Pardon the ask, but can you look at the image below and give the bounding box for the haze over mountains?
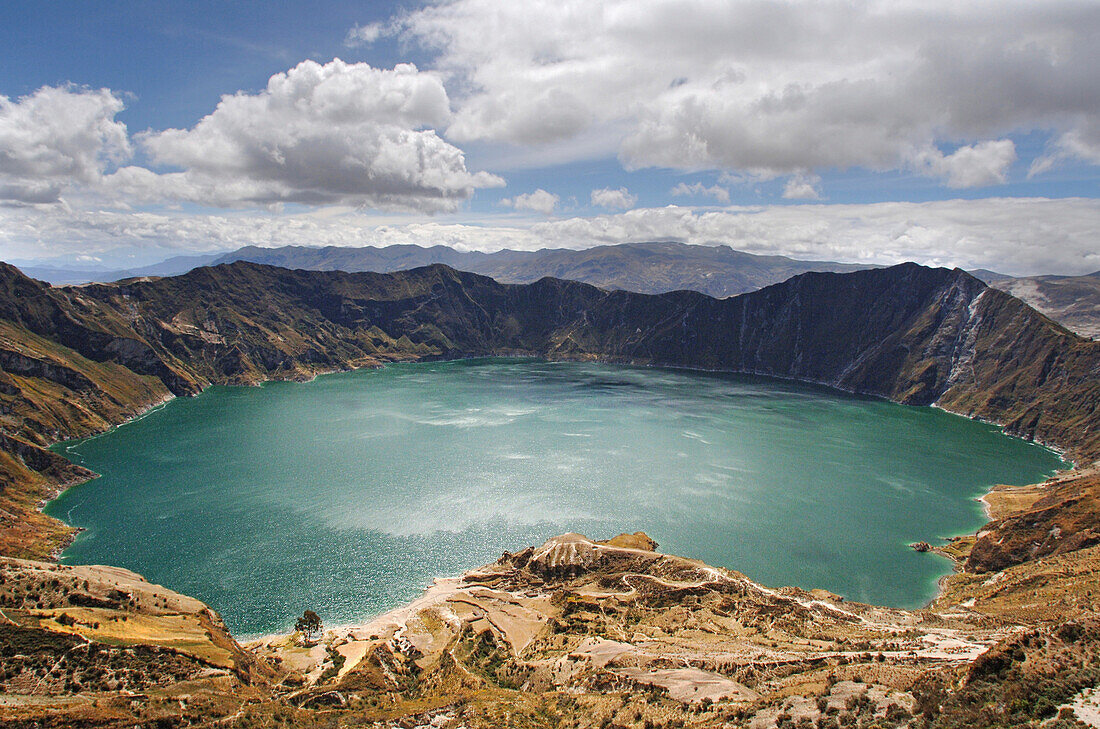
[17,242,871,298]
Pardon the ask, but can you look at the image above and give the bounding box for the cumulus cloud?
[392,0,1100,181]
[0,85,131,204]
[670,182,730,204]
[782,174,821,200]
[0,62,503,214]
[501,188,559,215]
[590,187,636,209]
[122,59,502,211]
[910,141,1016,188]
[4,199,1099,277]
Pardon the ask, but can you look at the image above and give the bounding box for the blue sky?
[0,2,399,131]
[1,1,1098,274]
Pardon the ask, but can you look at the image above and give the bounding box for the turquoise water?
[47,359,1066,636]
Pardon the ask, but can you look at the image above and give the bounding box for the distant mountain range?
[15,241,1100,339]
[16,241,872,298]
[972,269,1100,340]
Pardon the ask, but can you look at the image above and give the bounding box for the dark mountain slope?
[24,241,1100,340]
[1,260,1097,556]
[933,286,1100,455]
[22,243,1100,340]
[67,262,997,407]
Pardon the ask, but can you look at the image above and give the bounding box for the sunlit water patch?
[48,359,1066,636]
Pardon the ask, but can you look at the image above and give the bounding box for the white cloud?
[521,199,1100,275]
[0,85,131,204]
[501,188,559,215]
[392,0,1100,181]
[124,59,502,211]
[345,22,385,47]
[590,186,636,209]
[782,173,821,200]
[4,198,1099,277]
[1030,120,1100,177]
[670,182,730,204]
[910,141,1016,188]
[1,62,504,214]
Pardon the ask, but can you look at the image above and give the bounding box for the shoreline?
[35,392,179,560]
[928,460,1099,607]
[930,401,1074,468]
[32,363,379,558]
[34,355,1085,639]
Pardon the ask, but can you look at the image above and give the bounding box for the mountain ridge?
[18,241,873,297]
[21,241,1099,341]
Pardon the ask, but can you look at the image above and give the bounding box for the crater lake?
[47,359,1067,636]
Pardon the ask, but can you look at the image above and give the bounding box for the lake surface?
[48,359,1066,636]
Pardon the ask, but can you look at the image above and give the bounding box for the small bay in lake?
[48,359,1067,636]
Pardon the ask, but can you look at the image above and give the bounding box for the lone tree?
[295,609,322,643]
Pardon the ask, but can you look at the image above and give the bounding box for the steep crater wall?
[0,259,1097,557]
